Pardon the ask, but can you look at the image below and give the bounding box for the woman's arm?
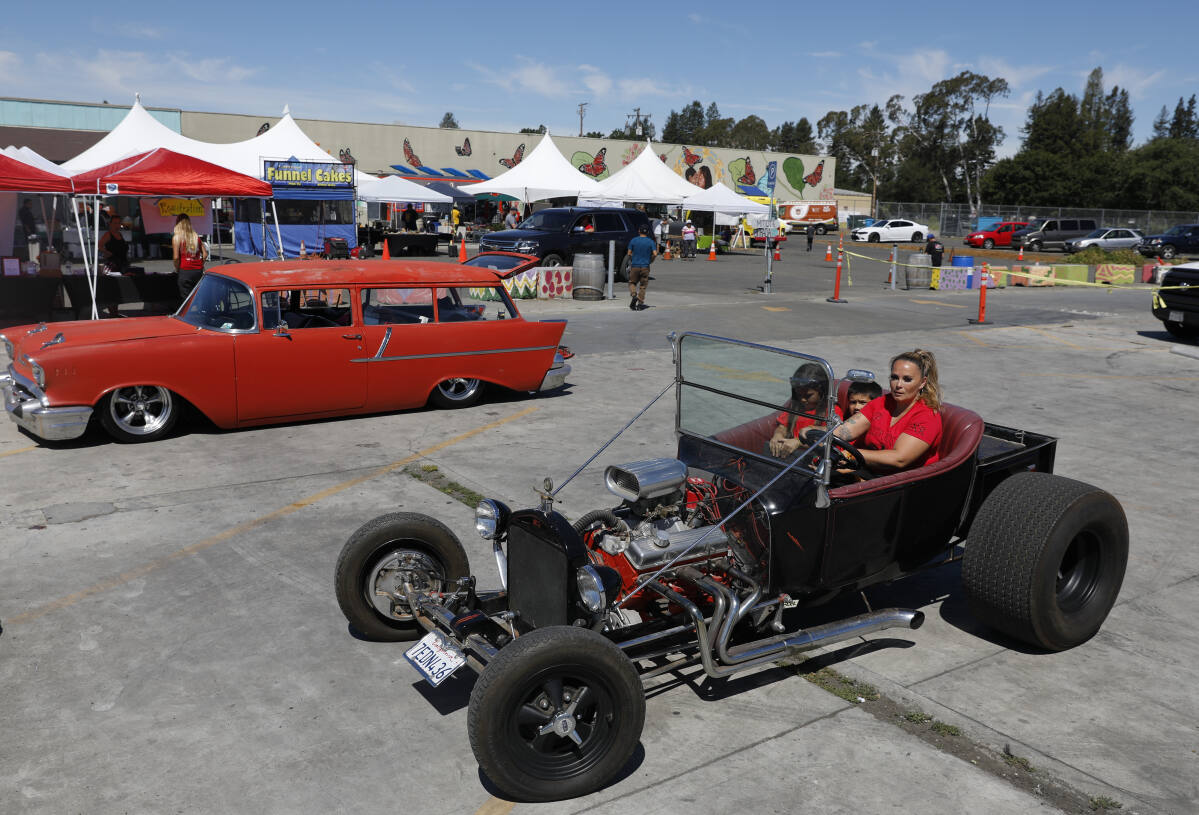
[98,231,112,257]
[834,412,870,442]
[172,236,182,272]
[859,432,931,472]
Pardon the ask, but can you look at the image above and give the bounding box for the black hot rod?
[334,333,1128,802]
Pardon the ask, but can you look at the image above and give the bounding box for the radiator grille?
[507,519,572,629]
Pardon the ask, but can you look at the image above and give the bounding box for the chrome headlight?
[576,565,605,613]
[0,334,11,360]
[515,241,538,253]
[475,498,511,540]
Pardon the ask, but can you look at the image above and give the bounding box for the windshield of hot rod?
[675,333,837,464]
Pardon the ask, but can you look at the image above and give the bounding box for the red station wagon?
[964,221,1028,249]
[1,260,570,443]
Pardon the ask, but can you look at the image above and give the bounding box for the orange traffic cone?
[824,243,832,261]
[707,240,717,261]
[1017,244,1024,261]
[663,241,672,260]
[458,235,467,262]
[382,237,390,260]
[773,241,782,262]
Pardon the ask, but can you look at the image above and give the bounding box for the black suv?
[479,207,650,280]
[1138,224,1199,260]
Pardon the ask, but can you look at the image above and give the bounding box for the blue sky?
[2,1,1195,156]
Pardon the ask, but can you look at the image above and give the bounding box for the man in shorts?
[625,224,657,310]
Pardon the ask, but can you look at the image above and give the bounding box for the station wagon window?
[1061,220,1079,231]
[176,274,256,332]
[362,288,439,324]
[1042,220,1058,231]
[262,289,352,330]
[438,287,516,321]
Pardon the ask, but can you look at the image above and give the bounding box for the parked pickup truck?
[1151,260,1199,338]
[1138,224,1199,260]
[334,332,1129,803]
[965,221,1028,249]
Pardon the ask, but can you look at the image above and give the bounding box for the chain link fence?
[875,202,1199,239]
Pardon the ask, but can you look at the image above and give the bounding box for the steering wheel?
[801,428,868,471]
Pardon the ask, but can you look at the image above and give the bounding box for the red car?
[964,221,1028,249]
[1,260,570,443]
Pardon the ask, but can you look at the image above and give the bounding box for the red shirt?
[776,404,842,437]
[859,395,941,466]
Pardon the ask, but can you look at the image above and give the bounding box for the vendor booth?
[235,159,355,258]
[0,153,75,323]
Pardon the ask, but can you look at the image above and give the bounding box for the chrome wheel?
[431,377,484,408]
[102,385,176,441]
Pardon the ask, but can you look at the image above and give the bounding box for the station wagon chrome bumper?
[538,354,571,392]
[1,366,93,441]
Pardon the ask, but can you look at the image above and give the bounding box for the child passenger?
[769,363,842,458]
[846,380,883,419]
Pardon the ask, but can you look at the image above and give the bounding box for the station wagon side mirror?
[844,368,875,382]
[273,322,290,337]
[668,331,679,366]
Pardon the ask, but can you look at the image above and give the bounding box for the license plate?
[1170,311,1184,323]
[404,631,466,687]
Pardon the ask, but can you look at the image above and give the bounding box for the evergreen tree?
[439,112,459,129]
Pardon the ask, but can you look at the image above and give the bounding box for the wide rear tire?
[430,378,485,409]
[334,513,470,641]
[962,472,1127,651]
[468,626,645,802]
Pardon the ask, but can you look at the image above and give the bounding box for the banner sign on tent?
[263,160,354,189]
[139,197,213,234]
[106,183,119,194]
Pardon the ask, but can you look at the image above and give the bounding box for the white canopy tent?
[356,174,453,205]
[681,183,770,216]
[3,145,70,175]
[578,140,698,206]
[468,133,601,201]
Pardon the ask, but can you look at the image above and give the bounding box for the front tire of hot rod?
[334,513,469,642]
[962,472,1128,651]
[468,626,645,802]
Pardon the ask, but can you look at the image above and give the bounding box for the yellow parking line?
[1023,325,1085,349]
[0,445,37,458]
[956,331,990,347]
[474,798,516,815]
[762,306,790,312]
[6,406,539,627]
[910,298,967,309]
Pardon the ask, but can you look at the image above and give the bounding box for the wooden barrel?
[905,253,933,289]
[571,254,606,300]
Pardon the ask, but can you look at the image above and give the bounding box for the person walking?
[806,223,815,252]
[681,219,697,259]
[625,224,657,310]
[504,207,519,230]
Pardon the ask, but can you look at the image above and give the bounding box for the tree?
[793,117,817,153]
[1168,95,1199,139]
[1151,105,1171,140]
[729,115,770,150]
[583,131,604,139]
[771,118,816,153]
[519,125,547,134]
[1118,137,1199,209]
[818,103,897,208]
[699,116,734,148]
[662,101,704,144]
[439,112,459,129]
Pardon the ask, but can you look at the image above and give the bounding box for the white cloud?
[1104,64,1167,99]
[975,57,1053,91]
[809,51,841,58]
[617,78,676,98]
[0,50,20,83]
[579,65,612,96]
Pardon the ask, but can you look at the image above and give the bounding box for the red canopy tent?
[0,154,74,193]
[68,148,273,318]
[69,147,272,197]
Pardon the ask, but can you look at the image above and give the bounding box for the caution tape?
[839,248,1186,294]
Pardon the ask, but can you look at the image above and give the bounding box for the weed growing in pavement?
[1002,744,1034,773]
[403,464,484,507]
[902,711,933,724]
[930,721,961,737]
[1089,795,1122,811]
[801,666,879,703]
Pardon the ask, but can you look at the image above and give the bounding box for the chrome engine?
[598,458,729,572]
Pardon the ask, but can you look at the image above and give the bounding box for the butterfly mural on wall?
[338,148,356,165]
[577,147,607,178]
[455,137,472,157]
[403,138,422,168]
[682,146,702,166]
[499,143,525,169]
[803,159,824,187]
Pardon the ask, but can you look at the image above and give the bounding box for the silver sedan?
[1064,228,1143,253]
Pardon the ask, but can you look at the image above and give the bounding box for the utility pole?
[577,102,588,137]
[625,108,652,137]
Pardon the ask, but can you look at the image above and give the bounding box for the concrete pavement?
[0,245,1191,814]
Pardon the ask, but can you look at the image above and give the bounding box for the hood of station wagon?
[10,316,199,361]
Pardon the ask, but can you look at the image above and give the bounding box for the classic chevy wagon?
[1,260,570,443]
